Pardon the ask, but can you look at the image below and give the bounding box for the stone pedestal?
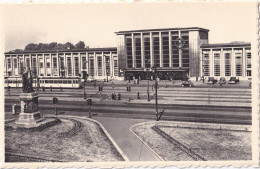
[15,92,46,128]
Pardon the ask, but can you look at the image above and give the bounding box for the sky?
[2,2,258,52]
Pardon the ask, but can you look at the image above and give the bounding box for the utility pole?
[84,79,86,99]
[147,79,150,101]
[154,67,158,120]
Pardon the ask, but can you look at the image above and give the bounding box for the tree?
[24,43,38,51]
[13,49,24,52]
[75,41,85,49]
[65,42,75,49]
[48,42,58,50]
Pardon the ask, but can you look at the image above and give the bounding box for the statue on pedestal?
[22,68,34,93]
[16,67,43,127]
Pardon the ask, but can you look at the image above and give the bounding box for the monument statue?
[22,69,34,93]
[16,67,44,128]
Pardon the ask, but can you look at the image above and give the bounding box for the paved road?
[93,116,161,161]
[5,98,252,124]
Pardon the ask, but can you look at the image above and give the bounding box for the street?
[5,80,252,125]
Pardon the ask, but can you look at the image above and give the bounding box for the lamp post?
[106,69,109,82]
[83,61,88,99]
[84,78,86,99]
[145,60,151,101]
[152,65,164,121]
[153,66,159,120]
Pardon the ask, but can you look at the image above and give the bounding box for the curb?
[46,114,129,162]
[129,123,164,161]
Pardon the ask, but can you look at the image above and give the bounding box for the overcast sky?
[2,2,257,52]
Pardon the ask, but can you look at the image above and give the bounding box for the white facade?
[200,43,251,80]
[4,48,119,80]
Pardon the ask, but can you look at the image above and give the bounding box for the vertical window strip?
[74,57,79,76]
[214,53,220,76]
[225,53,231,76]
[67,57,72,76]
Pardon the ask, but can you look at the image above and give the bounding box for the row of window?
[126,33,190,69]
[6,55,118,77]
[202,51,251,76]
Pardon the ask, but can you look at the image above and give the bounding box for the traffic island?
[130,121,251,161]
[5,116,127,162]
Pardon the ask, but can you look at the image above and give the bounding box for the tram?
[4,77,82,89]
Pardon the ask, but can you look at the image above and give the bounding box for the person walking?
[112,82,115,89]
[118,92,121,101]
[107,92,110,100]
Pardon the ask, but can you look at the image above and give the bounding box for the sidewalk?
[93,116,162,161]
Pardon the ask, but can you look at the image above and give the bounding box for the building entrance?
[124,70,189,81]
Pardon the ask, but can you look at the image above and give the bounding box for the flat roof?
[115,27,209,34]
[201,42,251,48]
[5,47,117,55]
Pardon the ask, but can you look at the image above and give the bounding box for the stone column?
[159,32,163,67]
[178,31,182,68]
[169,31,172,67]
[43,54,46,76]
[102,52,105,77]
[231,48,235,76]
[141,33,144,68]
[210,49,213,77]
[132,33,135,68]
[242,47,246,78]
[150,32,154,67]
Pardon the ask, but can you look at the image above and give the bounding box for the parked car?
[219,77,226,85]
[181,80,194,87]
[207,77,218,85]
[228,77,239,84]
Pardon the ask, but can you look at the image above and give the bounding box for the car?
[228,77,239,84]
[181,80,194,87]
[207,77,218,84]
[219,77,226,85]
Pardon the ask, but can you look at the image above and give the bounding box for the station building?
[116,27,209,80]
[200,42,251,80]
[4,47,119,80]
[4,27,252,85]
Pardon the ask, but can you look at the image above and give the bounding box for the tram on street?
[4,77,82,89]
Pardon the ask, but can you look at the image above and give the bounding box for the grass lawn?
[131,121,251,161]
[5,117,124,162]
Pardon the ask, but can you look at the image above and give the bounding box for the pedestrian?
[60,86,63,91]
[118,92,121,100]
[113,93,116,100]
[42,86,45,92]
[112,82,115,89]
[112,93,115,100]
[50,86,52,92]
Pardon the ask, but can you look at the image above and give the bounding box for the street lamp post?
[153,66,159,120]
[84,78,86,99]
[106,70,109,82]
[152,66,164,121]
[147,77,150,101]
[83,61,88,99]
